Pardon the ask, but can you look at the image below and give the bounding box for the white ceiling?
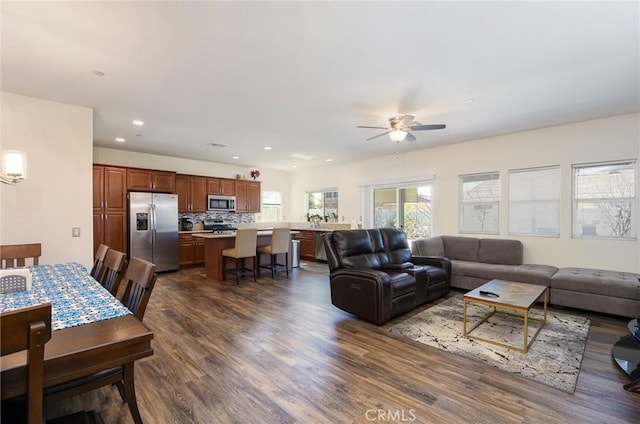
[2,1,639,171]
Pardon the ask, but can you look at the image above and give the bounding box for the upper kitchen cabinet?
[207,178,235,196]
[127,168,176,192]
[235,180,261,213]
[93,165,127,255]
[93,165,127,212]
[175,174,207,212]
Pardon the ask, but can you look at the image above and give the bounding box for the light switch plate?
[72,227,81,237]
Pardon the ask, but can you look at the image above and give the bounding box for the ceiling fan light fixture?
[389,130,407,142]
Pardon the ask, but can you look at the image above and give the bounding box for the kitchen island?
[193,230,298,281]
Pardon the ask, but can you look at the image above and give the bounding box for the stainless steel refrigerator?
[129,192,178,272]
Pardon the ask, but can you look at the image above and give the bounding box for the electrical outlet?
[72,227,81,237]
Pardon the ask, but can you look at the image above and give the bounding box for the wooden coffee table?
[463,279,548,353]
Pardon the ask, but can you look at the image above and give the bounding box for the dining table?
[0,262,154,424]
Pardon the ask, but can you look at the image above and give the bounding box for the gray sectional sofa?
[412,235,640,318]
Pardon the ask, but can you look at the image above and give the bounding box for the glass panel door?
[374,184,432,240]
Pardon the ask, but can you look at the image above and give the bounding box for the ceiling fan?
[357,115,446,142]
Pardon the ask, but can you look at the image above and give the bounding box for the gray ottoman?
[550,267,640,318]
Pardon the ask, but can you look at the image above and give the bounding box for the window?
[460,172,500,234]
[260,191,282,221]
[306,189,339,222]
[509,166,561,236]
[572,161,636,239]
[373,184,433,240]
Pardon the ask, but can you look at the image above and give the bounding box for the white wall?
[290,113,640,272]
[0,92,93,268]
[93,147,293,221]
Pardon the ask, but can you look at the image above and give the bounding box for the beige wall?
[290,113,640,272]
[1,92,93,268]
[4,91,637,273]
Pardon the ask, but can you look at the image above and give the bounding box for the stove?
[203,219,237,233]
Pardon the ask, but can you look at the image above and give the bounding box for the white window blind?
[509,166,561,236]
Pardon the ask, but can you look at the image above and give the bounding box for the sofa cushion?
[442,236,479,261]
[551,267,640,299]
[452,260,558,286]
[412,236,444,257]
[333,230,382,270]
[477,238,523,265]
[380,228,412,264]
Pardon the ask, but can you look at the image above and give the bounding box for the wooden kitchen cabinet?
[207,178,235,195]
[127,168,176,192]
[293,230,316,261]
[175,174,207,212]
[93,165,127,255]
[179,233,205,267]
[235,180,261,213]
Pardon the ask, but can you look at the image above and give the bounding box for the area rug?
[389,296,590,393]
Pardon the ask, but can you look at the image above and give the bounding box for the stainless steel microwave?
[207,195,236,212]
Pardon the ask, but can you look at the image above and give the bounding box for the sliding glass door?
[373,184,432,240]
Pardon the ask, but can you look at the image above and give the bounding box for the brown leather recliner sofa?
[323,228,451,325]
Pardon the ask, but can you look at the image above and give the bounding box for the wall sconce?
[1,150,27,184]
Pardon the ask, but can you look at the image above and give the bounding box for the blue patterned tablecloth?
[0,262,131,330]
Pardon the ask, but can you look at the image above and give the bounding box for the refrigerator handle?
[150,203,156,244]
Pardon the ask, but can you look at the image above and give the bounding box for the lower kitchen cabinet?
[179,233,205,267]
[93,211,127,254]
[293,230,316,261]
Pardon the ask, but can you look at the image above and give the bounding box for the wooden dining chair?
[43,257,157,424]
[222,228,258,284]
[257,227,290,279]
[119,256,157,320]
[90,244,109,280]
[98,249,127,296]
[0,243,42,269]
[1,303,52,424]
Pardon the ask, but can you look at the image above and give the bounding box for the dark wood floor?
[47,262,639,423]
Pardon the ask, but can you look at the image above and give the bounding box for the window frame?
[306,188,339,222]
[572,160,637,240]
[459,171,500,235]
[259,190,282,222]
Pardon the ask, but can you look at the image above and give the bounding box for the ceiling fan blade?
[357,125,388,130]
[410,124,446,131]
[366,131,391,141]
[400,115,415,126]
[405,132,417,142]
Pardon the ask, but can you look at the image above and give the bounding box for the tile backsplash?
[179,212,256,226]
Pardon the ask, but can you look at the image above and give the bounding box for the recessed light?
[292,165,298,168]
[115,137,125,142]
[326,158,333,162]
[264,146,272,150]
[207,143,227,148]
[290,153,313,160]
[465,98,475,103]
[132,120,144,126]
[92,71,105,77]
[232,156,239,159]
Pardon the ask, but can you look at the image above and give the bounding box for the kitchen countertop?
[179,230,214,234]
[192,230,300,239]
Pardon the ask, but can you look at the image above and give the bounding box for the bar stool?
[257,227,290,279]
[222,228,258,284]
